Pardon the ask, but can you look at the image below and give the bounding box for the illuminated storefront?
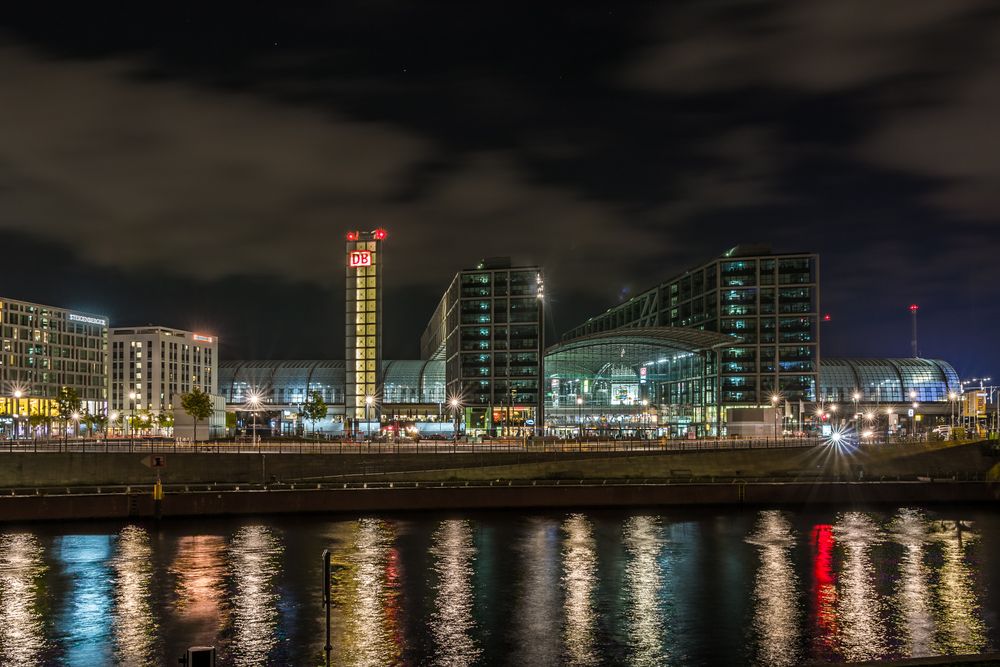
[345,229,387,432]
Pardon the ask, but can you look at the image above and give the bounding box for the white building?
[109,326,218,414]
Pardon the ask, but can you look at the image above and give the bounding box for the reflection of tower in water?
[833,512,887,663]
[328,518,402,667]
[170,535,227,636]
[809,523,837,660]
[890,508,934,658]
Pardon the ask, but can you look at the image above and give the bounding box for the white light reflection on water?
[0,533,48,666]
[930,520,986,655]
[561,513,598,666]
[227,525,283,667]
[889,508,935,658]
[511,518,561,666]
[430,519,480,666]
[834,512,887,662]
[746,510,800,667]
[623,515,666,667]
[329,518,402,667]
[111,525,156,666]
[170,536,227,640]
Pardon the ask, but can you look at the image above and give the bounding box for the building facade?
[561,246,820,424]
[0,297,109,436]
[420,258,543,434]
[109,326,218,414]
[345,229,386,429]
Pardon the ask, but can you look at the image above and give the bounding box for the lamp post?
[109,411,118,448]
[128,391,137,452]
[829,403,838,428]
[770,394,780,439]
[71,412,80,442]
[449,397,461,449]
[949,391,958,427]
[641,399,649,440]
[12,389,23,441]
[576,397,583,442]
[364,395,373,441]
[247,390,263,446]
[852,391,861,431]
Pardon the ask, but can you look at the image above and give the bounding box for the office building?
[421,257,543,434]
[109,326,218,414]
[0,297,109,436]
[561,246,820,421]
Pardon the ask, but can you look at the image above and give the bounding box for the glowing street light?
[448,396,462,442]
[129,390,138,451]
[246,388,264,445]
[576,397,584,441]
[364,394,374,440]
[770,394,781,438]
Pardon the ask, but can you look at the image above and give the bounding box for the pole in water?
[322,549,332,666]
[153,471,163,521]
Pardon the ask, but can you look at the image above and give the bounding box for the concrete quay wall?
[0,481,997,523]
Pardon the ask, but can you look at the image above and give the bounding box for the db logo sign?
[349,250,372,267]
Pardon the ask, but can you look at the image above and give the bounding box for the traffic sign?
[142,454,167,468]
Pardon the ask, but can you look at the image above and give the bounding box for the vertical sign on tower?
[345,229,386,434]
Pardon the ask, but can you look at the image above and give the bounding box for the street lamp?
[246,389,264,445]
[109,411,119,443]
[71,412,80,440]
[365,395,374,441]
[576,397,584,441]
[449,396,461,442]
[770,394,781,439]
[949,391,958,427]
[12,388,23,440]
[641,399,649,439]
[128,391,138,451]
[852,391,861,430]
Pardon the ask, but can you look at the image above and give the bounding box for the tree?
[28,414,48,440]
[301,391,327,436]
[91,411,108,438]
[181,388,214,442]
[56,386,82,447]
[157,412,174,433]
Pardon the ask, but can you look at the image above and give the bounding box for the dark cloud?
[0,2,998,374]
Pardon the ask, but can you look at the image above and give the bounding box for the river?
[0,506,996,665]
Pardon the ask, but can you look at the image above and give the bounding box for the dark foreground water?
[0,507,998,666]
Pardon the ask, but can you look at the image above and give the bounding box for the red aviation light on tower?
[346,231,358,241]
[909,304,919,312]
[374,228,387,240]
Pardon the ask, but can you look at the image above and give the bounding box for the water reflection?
[889,508,934,658]
[111,525,157,665]
[227,525,283,667]
[329,518,402,666]
[429,519,479,666]
[746,511,799,666]
[54,534,114,666]
[561,513,598,666]
[834,512,887,662]
[511,518,561,665]
[930,520,986,655]
[170,536,227,638]
[623,515,666,666]
[0,533,49,666]
[809,523,837,660]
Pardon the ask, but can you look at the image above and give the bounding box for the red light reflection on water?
[810,524,837,658]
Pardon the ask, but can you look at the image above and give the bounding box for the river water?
[0,506,997,665]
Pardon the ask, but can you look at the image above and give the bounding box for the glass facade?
[544,328,732,437]
[561,247,820,407]
[421,259,543,435]
[0,298,109,433]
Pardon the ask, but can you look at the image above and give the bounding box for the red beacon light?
[346,231,358,241]
[374,228,387,240]
[822,314,832,322]
[909,304,919,312]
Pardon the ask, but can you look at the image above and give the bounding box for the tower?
[909,304,919,358]
[345,229,387,434]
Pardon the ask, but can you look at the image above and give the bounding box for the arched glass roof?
[544,327,735,376]
[818,358,960,403]
[219,360,444,405]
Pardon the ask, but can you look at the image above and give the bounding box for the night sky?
[2,3,998,377]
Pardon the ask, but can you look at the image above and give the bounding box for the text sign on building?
[192,334,214,343]
[69,313,108,326]
[349,250,372,268]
